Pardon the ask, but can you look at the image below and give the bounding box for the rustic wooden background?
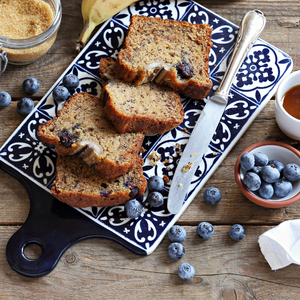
[1,0,300,299]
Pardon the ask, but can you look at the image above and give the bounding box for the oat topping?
[182,162,194,173]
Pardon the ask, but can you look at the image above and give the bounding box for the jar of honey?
[0,0,61,71]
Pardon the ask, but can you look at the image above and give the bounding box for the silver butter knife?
[167,10,266,214]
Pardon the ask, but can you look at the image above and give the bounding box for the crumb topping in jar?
[0,0,54,39]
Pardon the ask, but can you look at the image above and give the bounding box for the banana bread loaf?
[99,57,184,134]
[37,92,145,180]
[114,15,213,100]
[52,154,147,207]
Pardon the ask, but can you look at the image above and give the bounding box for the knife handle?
[212,10,266,104]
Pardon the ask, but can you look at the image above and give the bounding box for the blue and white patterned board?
[0,0,293,255]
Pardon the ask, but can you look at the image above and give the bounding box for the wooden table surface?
[1,0,300,299]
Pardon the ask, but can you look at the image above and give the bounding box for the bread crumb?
[163,175,169,184]
[148,150,161,166]
[182,162,194,173]
[178,183,183,187]
[190,153,196,157]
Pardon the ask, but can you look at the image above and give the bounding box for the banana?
[76,0,138,51]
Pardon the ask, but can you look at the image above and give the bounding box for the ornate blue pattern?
[0,0,293,254]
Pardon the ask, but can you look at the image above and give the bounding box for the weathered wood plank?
[1,226,300,299]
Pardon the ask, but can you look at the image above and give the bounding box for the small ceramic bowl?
[235,141,300,208]
[275,70,300,141]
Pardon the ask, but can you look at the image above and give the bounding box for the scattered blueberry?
[148,175,164,192]
[53,86,70,102]
[168,242,185,260]
[125,199,143,219]
[253,152,268,167]
[63,74,79,91]
[240,152,255,171]
[197,222,214,240]
[268,160,284,176]
[168,225,186,243]
[178,263,195,280]
[147,191,164,207]
[273,179,293,198]
[229,224,245,241]
[258,181,274,199]
[203,187,222,205]
[0,91,11,108]
[17,97,34,115]
[22,77,40,95]
[242,172,261,191]
[260,165,280,183]
[283,163,300,181]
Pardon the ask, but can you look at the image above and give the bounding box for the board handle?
[2,163,146,278]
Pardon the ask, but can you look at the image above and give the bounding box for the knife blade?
[167,10,266,214]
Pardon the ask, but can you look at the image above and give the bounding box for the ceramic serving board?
[0,0,293,277]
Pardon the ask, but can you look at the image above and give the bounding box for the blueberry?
[148,175,164,192]
[240,152,255,171]
[203,187,222,205]
[147,191,164,207]
[17,97,34,115]
[242,172,261,191]
[127,182,140,198]
[268,160,284,177]
[197,222,214,239]
[53,86,70,102]
[22,77,40,95]
[273,179,293,198]
[168,225,186,243]
[178,263,195,280]
[283,163,300,181]
[58,131,74,148]
[260,165,280,183]
[168,242,185,260]
[229,224,245,241]
[253,152,268,167]
[0,91,11,108]
[258,181,274,199]
[125,199,143,219]
[250,166,261,175]
[63,74,79,91]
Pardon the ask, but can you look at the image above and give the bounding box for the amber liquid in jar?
[283,85,300,120]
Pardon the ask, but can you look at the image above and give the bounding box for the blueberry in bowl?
[235,141,300,208]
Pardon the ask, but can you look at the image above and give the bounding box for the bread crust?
[51,155,147,207]
[114,15,213,100]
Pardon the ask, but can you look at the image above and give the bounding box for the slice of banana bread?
[99,57,184,134]
[37,92,145,180]
[115,15,213,100]
[52,154,147,207]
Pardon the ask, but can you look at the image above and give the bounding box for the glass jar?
[0,0,62,70]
